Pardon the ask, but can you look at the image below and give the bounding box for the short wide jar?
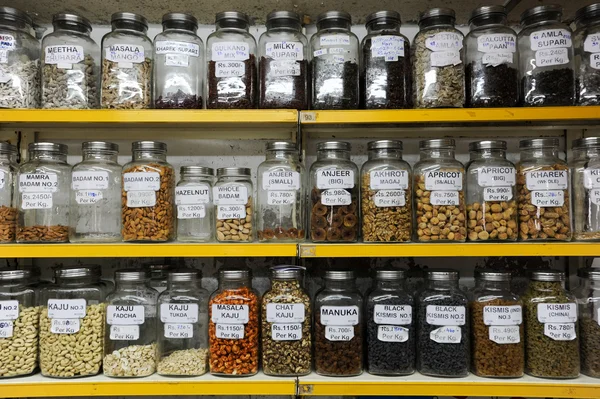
[213,168,254,242]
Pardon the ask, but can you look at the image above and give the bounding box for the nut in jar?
[213,168,254,242]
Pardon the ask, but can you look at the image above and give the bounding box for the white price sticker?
[107,305,145,325]
[430,191,459,206]
[123,172,160,191]
[430,326,462,343]
[0,51,8,66]
[316,169,354,189]
[477,167,516,187]
[374,190,405,207]
[215,323,244,339]
[265,41,303,60]
[591,189,600,205]
[48,299,86,319]
[269,60,301,77]
[531,190,564,207]
[483,305,522,326]
[584,34,600,53]
[325,325,354,341]
[0,320,13,338]
[262,171,300,190]
[178,204,206,219]
[110,325,140,340]
[526,170,568,190]
[320,35,350,46]
[51,318,81,334]
[72,171,109,190]
[212,304,249,324]
[165,54,189,67]
[267,191,296,205]
[477,34,516,53]
[425,171,462,190]
[176,185,210,205]
[21,192,53,209]
[484,187,513,202]
[217,205,246,220]
[370,170,408,190]
[160,303,198,323]
[373,304,412,325]
[482,52,514,66]
[271,323,302,341]
[105,44,145,68]
[530,29,572,50]
[320,306,359,326]
[19,173,58,193]
[75,190,103,205]
[211,42,249,61]
[430,51,462,67]
[321,189,351,206]
[215,61,245,77]
[127,191,156,207]
[537,303,577,323]
[584,169,600,189]
[377,325,409,342]
[266,303,305,323]
[213,185,248,205]
[535,48,569,67]
[489,325,520,344]
[591,53,600,69]
[0,300,19,320]
[544,323,576,341]
[371,35,404,60]
[164,323,194,339]
[425,32,463,51]
[426,305,466,326]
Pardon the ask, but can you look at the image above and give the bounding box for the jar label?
[72,171,110,190]
[164,323,194,339]
[426,305,466,326]
[477,167,516,187]
[110,324,140,340]
[526,170,568,190]
[537,303,577,323]
[430,191,459,206]
[48,299,87,319]
[584,34,600,53]
[211,304,249,324]
[266,303,305,323]
[425,32,463,51]
[269,60,301,76]
[320,305,359,326]
[535,48,569,67]
[483,305,522,326]
[488,325,520,344]
[155,40,200,57]
[370,170,409,190]
[316,168,354,189]
[430,51,462,67]
[374,189,405,207]
[425,171,462,190]
[373,304,412,325]
[215,61,245,77]
[0,320,13,338]
[217,205,246,219]
[267,191,296,205]
[319,35,350,46]
[106,305,145,325]
[0,50,8,66]
[178,204,206,219]
[213,185,248,205]
[477,34,516,53]
[0,171,4,189]
[325,325,354,341]
[123,172,160,191]
[377,325,409,342]
[215,323,245,339]
[272,323,302,340]
[165,54,189,67]
[544,322,576,341]
[127,191,156,207]
[484,187,513,201]
[371,36,405,61]
[591,189,600,205]
[0,300,19,320]
[584,169,600,189]
[176,185,211,205]
[591,54,600,70]
[0,34,15,50]
[160,303,199,323]
[211,42,249,61]
[75,190,103,205]
[530,29,572,51]
[21,192,53,209]
[313,49,327,57]
[429,326,461,343]
[530,190,564,207]
[44,45,84,69]
[321,189,351,206]
[105,44,145,68]
[19,173,58,193]
[262,171,300,190]
[51,318,81,334]
[482,52,514,67]
[265,41,303,61]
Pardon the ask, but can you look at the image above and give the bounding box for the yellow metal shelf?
[297,373,600,398]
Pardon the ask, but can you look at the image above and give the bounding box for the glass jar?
[571,137,600,240]
[39,266,105,378]
[257,142,305,241]
[471,270,524,378]
[158,269,209,376]
[466,140,518,242]
[361,11,411,109]
[176,166,214,242]
[122,141,175,242]
[206,11,257,109]
[518,5,576,106]
[16,142,71,243]
[213,167,254,242]
[366,269,415,376]
[261,265,311,376]
[416,269,469,377]
[576,268,600,377]
[0,269,38,378]
[41,13,100,109]
[70,141,121,242]
[412,8,465,108]
[309,142,359,243]
[516,138,572,241]
[101,12,152,109]
[0,7,40,109]
[0,142,18,243]
[104,269,158,378]
[258,11,308,109]
[147,263,172,293]
[413,139,466,242]
[575,4,600,106]
[310,11,360,110]
[523,270,580,378]
[209,267,259,376]
[153,13,203,109]
[361,140,412,242]
[465,6,518,107]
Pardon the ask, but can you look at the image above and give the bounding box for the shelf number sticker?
[215,323,244,339]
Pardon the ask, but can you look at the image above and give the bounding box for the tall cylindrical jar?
[413,139,466,242]
[471,270,524,378]
[103,269,158,378]
[516,138,571,241]
[574,4,600,106]
[0,269,39,378]
[39,267,105,378]
[465,6,518,107]
[41,13,100,109]
[257,142,305,241]
[523,270,579,378]
[466,140,518,242]
[209,268,259,376]
[121,141,175,242]
[576,268,600,378]
[412,8,465,108]
[0,143,18,243]
[70,141,121,243]
[366,269,415,376]
[518,5,575,106]
[309,142,359,243]
[213,167,254,242]
[101,12,152,109]
[361,140,412,242]
[314,270,363,376]
[258,11,308,109]
[153,13,204,109]
[176,166,214,242]
[310,11,360,110]
[261,265,311,376]
[206,12,257,109]
[361,11,411,109]
[16,142,71,243]
[158,270,209,376]
[0,7,40,109]
[416,269,469,377]
[571,137,600,240]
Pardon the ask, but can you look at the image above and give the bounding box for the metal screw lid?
[162,12,198,30]
[365,11,401,28]
[147,264,172,279]
[29,142,68,154]
[324,270,354,280]
[317,141,351,151]
[219,267,251,280]
[53,13,92,31]
[132,141,167,152]
[0,142,17,154]
[216,167,251,177]
[82,141,119,153]
[55,266,95,279]
[519,138,559,149]
[577,268,600,280]
[267,142,297,151]
[530,269,565,282]
[469,140,507,151]
[427,269,459,281]
[420,138,455,150]
[576,3,600,22]
[316,11,351,24]
[573,137,600,149]
[266,11,301,23]
[375,268,405,281]
[469,5,506,23]
[181,166,214,176]
[115,269,149,282]
[0,269,30,281]
[270,265,305,280]
[368,140,403,151]
[0,7,33,27]
[520,5,562,25]
[168,269,201,282]
[111,12,149,28]
[420,7,456,22]
[475,269,511,281]
[216,11,251,24]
